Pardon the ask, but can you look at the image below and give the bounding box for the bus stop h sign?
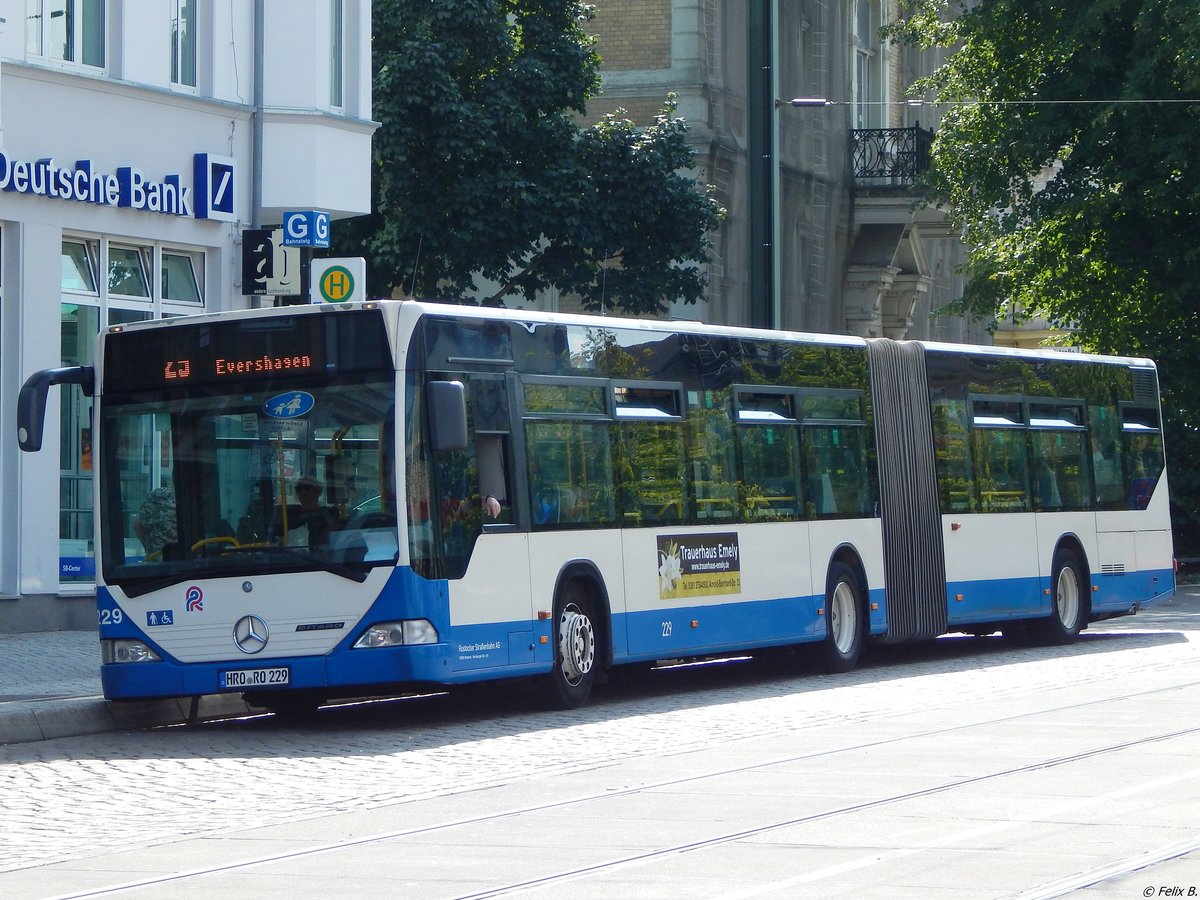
[310,257,366,304]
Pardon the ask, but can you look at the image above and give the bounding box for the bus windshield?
[97,312,397,596]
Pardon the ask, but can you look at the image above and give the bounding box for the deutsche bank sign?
[193,153,237,221]
[282,210,331,247]
[0,150,237,221]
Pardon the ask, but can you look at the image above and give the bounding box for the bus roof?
[107,299,1156,370]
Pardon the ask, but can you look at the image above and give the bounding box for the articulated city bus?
[17,301,1175,711]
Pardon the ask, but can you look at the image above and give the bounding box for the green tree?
[335,0,723,316]
[889,0,1200,553]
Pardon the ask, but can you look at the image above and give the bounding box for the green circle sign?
[318,265,355,303]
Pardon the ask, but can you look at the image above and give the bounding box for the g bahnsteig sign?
[0,151,237,221]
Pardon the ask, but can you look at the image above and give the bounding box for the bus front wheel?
[1029,548,1085,645]
[541,579,599,709]
[813,562,865,673]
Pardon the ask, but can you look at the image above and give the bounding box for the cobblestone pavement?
[0,631,101,702]
[0,590,1196,877]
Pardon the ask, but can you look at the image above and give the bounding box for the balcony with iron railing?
[849,125,934,189]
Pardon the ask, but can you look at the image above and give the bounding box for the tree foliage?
[334,0,724,316]
[889,0,1200,552]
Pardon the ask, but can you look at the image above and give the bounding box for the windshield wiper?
[248,544,370,583]
[113,544,369,597]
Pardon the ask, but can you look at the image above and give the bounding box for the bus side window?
[736,425,802,521]
[802,425,870,518]
[1030,429,1089,511]
[971,427,1031,513]
[614,421,686,525]
[477,434,508,511]
[931,399,974,512]
[1089,407,1124,509]
[524,420,615,529]
[1120,405,1164,510]
[1124,432,1164,509]
[687,392,739,520]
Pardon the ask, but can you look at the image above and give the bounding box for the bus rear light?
[101,639,161,664]
[353,619,438,649]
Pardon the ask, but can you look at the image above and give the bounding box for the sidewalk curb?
[0,694,256,747]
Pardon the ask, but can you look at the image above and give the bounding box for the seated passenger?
[533,486,559,525]
[276,476,342,548]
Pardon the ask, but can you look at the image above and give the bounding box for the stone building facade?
[582,0,990,344]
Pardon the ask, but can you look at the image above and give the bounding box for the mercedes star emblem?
[233,615,269,654]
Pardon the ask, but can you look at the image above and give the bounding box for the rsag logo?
[185,586,204,613]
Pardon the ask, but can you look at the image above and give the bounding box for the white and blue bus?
[17,301,1175,711]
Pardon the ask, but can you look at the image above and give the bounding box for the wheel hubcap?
[559,606,595,686]
[831,581,857,654]
[1056,566,1080,629]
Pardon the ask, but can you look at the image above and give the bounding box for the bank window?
[171,0,196,87]
[108,307,151,328]
[107,245,149,298]
[162,250,203,304]
[62,239,98,293]
[60,303,100,585]
[330,0,344,107]
[26,0,105,68]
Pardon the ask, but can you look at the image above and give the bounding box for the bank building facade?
[0,1,373,629]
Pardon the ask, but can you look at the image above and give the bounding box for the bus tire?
[1029,547,1085,645]
[813,562,865,673]
[541,578,600,709]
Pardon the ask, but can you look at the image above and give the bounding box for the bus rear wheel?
[1029,548,1085,645]
[541,579,599,709]
[812,562,865,673]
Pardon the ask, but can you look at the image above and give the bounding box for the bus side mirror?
[16,366,95,453]
[427,380,467,452]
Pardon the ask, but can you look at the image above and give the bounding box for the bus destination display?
[104,309,391,390]
[164,353,316,381]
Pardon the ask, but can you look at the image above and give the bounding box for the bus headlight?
[353,619,438,649]
[101,639,162,664]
